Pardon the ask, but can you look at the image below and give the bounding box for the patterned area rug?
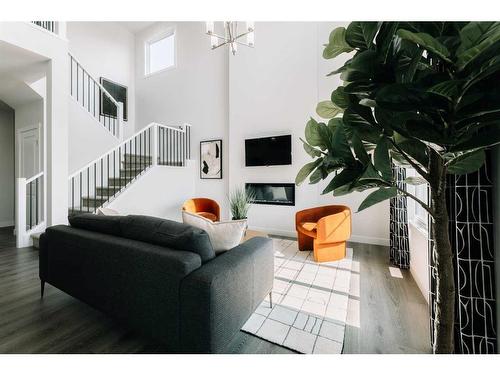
[242,238,354,354]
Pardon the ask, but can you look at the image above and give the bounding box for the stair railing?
[31,21,57,34]
[69,53,124,139]
[68,123,191,216]
[15,172,45,248]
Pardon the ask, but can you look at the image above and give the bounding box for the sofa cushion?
[182,211,247,254]
[69,213,123,237]
[120,215,215,263]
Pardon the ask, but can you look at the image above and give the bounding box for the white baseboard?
[0,220,14,228]
[349,234,389,247]
[249,226,389,246]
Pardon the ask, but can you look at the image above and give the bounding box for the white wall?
[228,22,390,243]
[135,22,229,215]
[134,22,389,244]
[68,97,119,172]
[67,22,136,139]
[0,101,15,227]
[108,162,195,222]
[409,224,430,302]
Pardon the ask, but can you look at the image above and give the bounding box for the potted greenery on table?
[296,21,500,353]
[229,187,255,221]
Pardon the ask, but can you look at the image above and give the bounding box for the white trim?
[0,220,14,228]
[144,27,177,78]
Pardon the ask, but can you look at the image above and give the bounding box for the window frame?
[406,168,429,234]
[144,27,177,77]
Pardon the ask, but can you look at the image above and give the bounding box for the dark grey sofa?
[38,214,274,353]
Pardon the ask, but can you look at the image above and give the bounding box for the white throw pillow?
[96,207,122,216]
[182,211,247,254]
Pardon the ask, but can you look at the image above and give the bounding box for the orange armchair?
[295,205,351,262]
[182,198,221,222]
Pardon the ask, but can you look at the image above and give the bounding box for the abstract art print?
[200,139,222,179]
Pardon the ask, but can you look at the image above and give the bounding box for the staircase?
[68,122,191,216]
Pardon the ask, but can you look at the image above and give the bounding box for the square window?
[145,30,175,76]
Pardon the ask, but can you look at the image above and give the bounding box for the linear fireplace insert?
[245,183,295,206]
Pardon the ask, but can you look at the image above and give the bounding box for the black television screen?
[245,135,292,166]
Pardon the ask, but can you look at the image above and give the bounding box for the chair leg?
[41,280,45,298]
[269,291,273,308]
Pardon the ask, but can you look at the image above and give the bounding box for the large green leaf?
[309,165,327,184]
[332,122,356,166]
[397,29,451,62]
[316,101,343,119]
[350,131,370,165]
[376,22,399,63]
[300,138,323,158]
[428,80,464,101]
[305,118,330,149]
[374,137,392,180]
[323,27,354,59]
[358,187,398,212]
[456,23,500,70]
[447,149,486,175]
[395,40,424,84]
[457,22,498,55]
[295,159,322,186]
[331,86,350,109]
[322,167,362,194]
[450,125,500,151]
[346,22,379,49]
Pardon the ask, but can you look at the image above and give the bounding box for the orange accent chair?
[182,198,221,222]
[295,205,352,262]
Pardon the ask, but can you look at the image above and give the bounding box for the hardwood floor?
[0,231,430,354]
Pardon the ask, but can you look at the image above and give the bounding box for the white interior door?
[18,125,42,228]
[18,126,41,179]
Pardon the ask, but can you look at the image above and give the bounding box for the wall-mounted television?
[245,135,292,167]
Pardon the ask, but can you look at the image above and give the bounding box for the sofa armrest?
[179,236,274,353]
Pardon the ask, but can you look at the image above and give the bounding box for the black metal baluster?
[36,178,39,225]
[93,81,96,117]
[79,172,82,213]
[88,73,90,112]
[107,154,110,203]
[113,150,117,197]
[70,58,73,96]
[94,164,97,212]
[100,159,103,202]
[76,63,79,101]
[72,177,75,215]
[29,181,33,230]
[87,167,90,212]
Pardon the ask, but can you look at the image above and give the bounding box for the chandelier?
[205,21,255,55]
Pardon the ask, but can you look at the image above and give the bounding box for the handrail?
[68,53,120,107]
[25,171,44,184]
[68,122,190,179]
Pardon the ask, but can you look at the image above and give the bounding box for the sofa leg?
[269,291,273,308]
[41,280,45,298]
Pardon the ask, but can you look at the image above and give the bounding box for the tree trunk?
[429,152,455,354]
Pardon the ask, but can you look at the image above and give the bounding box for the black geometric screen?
[390,163,410,269]
[429,152,497,353]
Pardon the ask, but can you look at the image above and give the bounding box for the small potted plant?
[229,187,255,221]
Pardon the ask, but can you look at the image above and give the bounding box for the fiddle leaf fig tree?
[296,21,500,353]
